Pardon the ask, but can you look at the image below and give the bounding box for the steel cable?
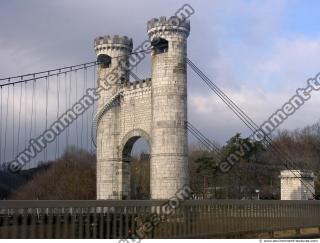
[17,83,23,155]
[187,58,316,197]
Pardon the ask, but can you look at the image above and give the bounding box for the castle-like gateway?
[94,17,190,199]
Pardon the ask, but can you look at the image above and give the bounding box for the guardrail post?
[0,200,320,239]
[268,231,274,238]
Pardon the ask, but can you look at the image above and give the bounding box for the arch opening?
[121,136,150,200]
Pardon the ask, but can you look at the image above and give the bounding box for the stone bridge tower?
[94,16,190,200]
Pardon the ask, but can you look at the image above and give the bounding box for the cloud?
[185,0,320,145]
[189,85,320,143]
[1,0,320,163]
[257,38,320,87]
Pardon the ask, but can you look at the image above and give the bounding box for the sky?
[1,0,320,160]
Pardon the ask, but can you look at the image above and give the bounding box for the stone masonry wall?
[280,170,315,200]
[148,16,190,199]
[95,16,190,200]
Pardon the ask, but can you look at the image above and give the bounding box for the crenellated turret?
[94,35,133,200]
[94,35,133,52]
[148,16,190,199]
[95,16,191,200]
[147,16,190,35]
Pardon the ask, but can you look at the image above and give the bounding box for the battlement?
[121,78,151,91]
[280,170,315,179]
[147,16,190,34]
[94,35,133,51]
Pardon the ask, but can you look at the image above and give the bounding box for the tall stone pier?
[94,16,190,200]
[148,17,190,199]
[94,35,133,199]
[280,170,316,200]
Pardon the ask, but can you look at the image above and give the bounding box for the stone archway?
[120,129,151,199]
[95,17,190,200]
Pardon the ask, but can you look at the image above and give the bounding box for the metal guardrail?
[0,200,319,239]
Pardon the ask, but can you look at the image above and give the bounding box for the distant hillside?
[9,148,96,200]
[0,165,50,199]
[2,121,320,200]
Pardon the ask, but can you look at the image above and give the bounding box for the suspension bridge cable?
[29,80,35,167]
[58,73,61,157]
[0,87,2,165]
[189,128,219,154]
[85,67,89,151]
[187,60,316,190]
[188,126,214,152]
[0,49,153,164]
[3,86,9,166]
[0,63,97,88]
[34,80,38,167]
[64,72,68,149]
[188,60,296,162]
[45,76,49,162]
[187,122,219,152]
[0,61,98,82]
[189,128,218,153]
[188,59,316,193]
[75,70,79,148]
[67,72,72,146]
[81,69,85,149]
[55,74,60,159]
[187,124,281,170]
[17,82,23,155]
[187,59,306,171]
[0,48,151,83]
[91,65,96,152]
[187,123,217,152]
[187,58,316,197]
[187,60,255,132]
[24,82,27,151]
[0,48,152,88]
[12,84,15,159]
[34,80,37,142]
[129,71,142,82]
[27,80,35,170]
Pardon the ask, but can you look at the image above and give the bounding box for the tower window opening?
[97,54,111,68]
[151,37,168,54]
